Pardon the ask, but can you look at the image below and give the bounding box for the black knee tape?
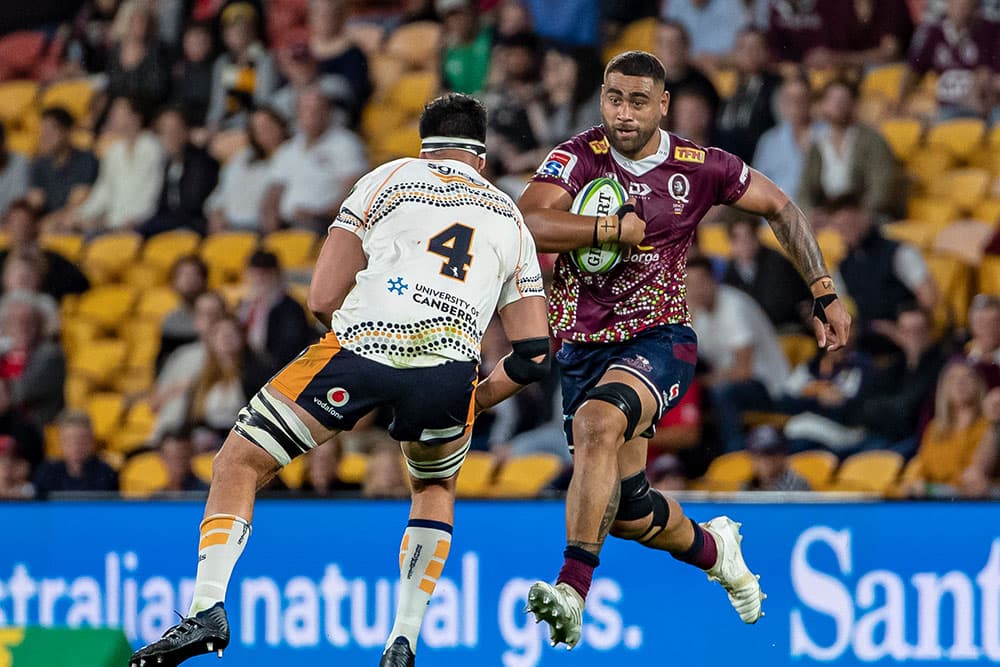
[583,382,643,440]
[615,471,653,521]
[637,490,670,544]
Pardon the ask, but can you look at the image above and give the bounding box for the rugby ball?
[569,177,627,273]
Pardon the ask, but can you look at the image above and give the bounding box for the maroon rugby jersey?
[531,126,750,343]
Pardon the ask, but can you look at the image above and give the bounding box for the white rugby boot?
[702,516,766,623]
[525,581,585,648]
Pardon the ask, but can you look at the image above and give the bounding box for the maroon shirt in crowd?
[531,126,750,343]
[767,0,912,61]
[908,17,997,107]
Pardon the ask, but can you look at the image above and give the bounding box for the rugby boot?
[702,516,766,623]
[129,602,229,666]
[525,581,584,648]
[379,636,415,666]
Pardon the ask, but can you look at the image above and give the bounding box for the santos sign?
[0,501,997,665]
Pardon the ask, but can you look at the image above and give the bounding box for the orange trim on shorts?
[199,532,230,550]
[465,375,479,429]
[270,331,342,401]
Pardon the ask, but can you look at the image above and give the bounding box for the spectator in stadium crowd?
[495,0,534,39]
[33,411,118,497]
[307,0,372,123]
[829,195,938,350]
[300,437,361,495]
[660,0,750,67]
[742,425,811,491]
[686,255,790,452]
[170,21,216,129]
[537,44,603,144]
[752,75,813,198]
[902,0,995,119]
[2,251,61,337]
[0,292,66,425]
[761,0,825,62]
[75,96,163,232]
[205,107,289,233]
[0,435,34,499]
[906,362,990,497]
[959,294,1000,389]
[158,429,210,492]
[798,80,906,221]
[438,0,493,95]
[363,439,409,499]
[0,380,43,473]
[141,108,219,236]
[0,200,89,301]
[64,0,121,76]
[237,250,314,373]
[647,377,703,458]
[0,124,29,217]
[654,19,721,126]
[714,27,780,163]
[271,42,353,129]
[205,2,276,130]
[261,87,366,233]
[27,107,99,230]
[105,0,171,108]
[648,453,687,492]
[961,388,1000,498]
[723,214,811,332]
[522,0,599,46]
[150,290,227,440]
[159,255,210,362]
[668,89,716,147]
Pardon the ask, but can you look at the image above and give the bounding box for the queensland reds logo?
[668,173,690,203]
[327,387,350,407]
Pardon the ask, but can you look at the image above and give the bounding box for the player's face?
[601,71,669,158]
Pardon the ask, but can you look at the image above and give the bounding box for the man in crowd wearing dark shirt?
[26,107,99,230]
[34,411,118,497]
[655,19,720,126]
[715,28,780,162]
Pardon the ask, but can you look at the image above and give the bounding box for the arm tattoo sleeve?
[765,200,829,287]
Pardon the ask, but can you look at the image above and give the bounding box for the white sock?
[385,520,453,652]
[188,514,252,615]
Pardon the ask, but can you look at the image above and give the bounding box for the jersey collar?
[609,129,671,177]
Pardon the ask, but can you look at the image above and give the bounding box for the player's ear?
[660,88,670,117]
[476,156,487,173]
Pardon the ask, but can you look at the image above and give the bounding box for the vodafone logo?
[326,388,350,407]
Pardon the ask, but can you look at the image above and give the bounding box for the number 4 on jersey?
[428,223,474,281]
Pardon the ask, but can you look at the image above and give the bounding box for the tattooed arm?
[730,168,852,350]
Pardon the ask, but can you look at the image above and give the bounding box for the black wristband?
[593,216,599,247]
[615,203,635,221]
[812,293,838,324]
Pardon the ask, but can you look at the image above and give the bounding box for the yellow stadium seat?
[385,21,442,70]
[908,197,959,226]
[120,451,169,498]
[368,54,407,98]
[926,118,986,161]
[788,450,838,490]
[491,454,563,498]
[40,233,84,262]
[387,72,439,117]
[934,168,991,214]
[124,319,163,369]
[44,423,61,459]
[192,452,214,484]
[108,400,156,453]
[603,17,656,62]
[123,263,166,290]
[711,69,738,99]
[86,392,125,445]
[81,232,142,283]
[860,63,906,102]
[833,450,903,495]
[933,219,995,265]
[263,229,318,269]
[979,257,1000,296]
[378,123,422,161]
[927,254,973,328]
[703,451,753,487]
[114,366,155,395]
[906,146,956,191]
[200,231,258,286]
[39,79,94,125]
[338,451,368,485]
[973,199,1000,225]
[279,455,307,489]
[60,316,100,358]
[361,102,409,142]
[456,451,496,497]
[779,334,818,368]
[7,128,38,155]
[878,118,923,162]
[75,284,138,332]
[68,339,128,386]
[141,229,202,275]
[816,228,846,266]
[698,224,730,258]
[881,220,942,250]
[0,80,38,125]
[135,286,181,323]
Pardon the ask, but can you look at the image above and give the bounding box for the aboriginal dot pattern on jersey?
[337,317,481,362]
[364,180,520,230]
[335,208,364,232]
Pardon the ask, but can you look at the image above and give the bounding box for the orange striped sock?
[188,514,251,615]
[385,519,453,651]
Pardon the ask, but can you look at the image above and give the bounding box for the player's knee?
[576,382,644,448]
[572,401,626,454]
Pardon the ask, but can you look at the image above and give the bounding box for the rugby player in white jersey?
[129,93,549,667]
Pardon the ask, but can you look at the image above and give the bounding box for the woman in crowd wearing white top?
[205,107,289,233]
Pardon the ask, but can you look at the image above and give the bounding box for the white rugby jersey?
[329,157,545,368]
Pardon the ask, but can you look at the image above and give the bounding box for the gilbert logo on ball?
[327,387,350,407]
[569,177,627,273]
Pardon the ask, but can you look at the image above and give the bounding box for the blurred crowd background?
[0,0,998,502]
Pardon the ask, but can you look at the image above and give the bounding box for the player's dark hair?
[41,106,76,130]
[419,93,487,143]
[656,18,691,49]
[604,50,665,86]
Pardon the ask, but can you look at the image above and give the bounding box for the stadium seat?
[456,451,496,497]
[697,224,729,258]
[44,423,61,459]
[860,63,906,102]
[933,219,995,265]
[124,319,163,369]
[979,257,1000,295]
[603,17,656,63]
[338,451,368,485]
[700,451,752,490]
[192,452,214,484]
[367,55,407,99]
[926,254,973,328]
[878,118,923,162]
[75,284,138,332]
[833,450,903,495]
[263,229,318,269]
[711,69,738,99]
[361,103,409,144]
[906,146,956,191]
[379,122,422,161]
[81,232,142,284]
[385,21,442,70]
[926,118,986,162]
[907,197,959,227]
[779,334,817,368]
[141,229,201,276]
[815,229,846,266]
[491,454,563,498]
[40,233,84,263]
[787,450,838,490]
[973,199,1000,225]
[39,79,95,125]
[108,400,156,453]
[120,452,169,498]
[387,72,439,117]
[123,263,166,290]
[934,168,991,214]
[279,455,307,489]
[0,80,37,126]
[135,286,180,323]
[85,392,125,445]
[68,339,128,387]
[881,220,942,250]
[199,231,258,286]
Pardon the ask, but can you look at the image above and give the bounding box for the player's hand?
[617,198,646,246]
[812,294,851,351]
